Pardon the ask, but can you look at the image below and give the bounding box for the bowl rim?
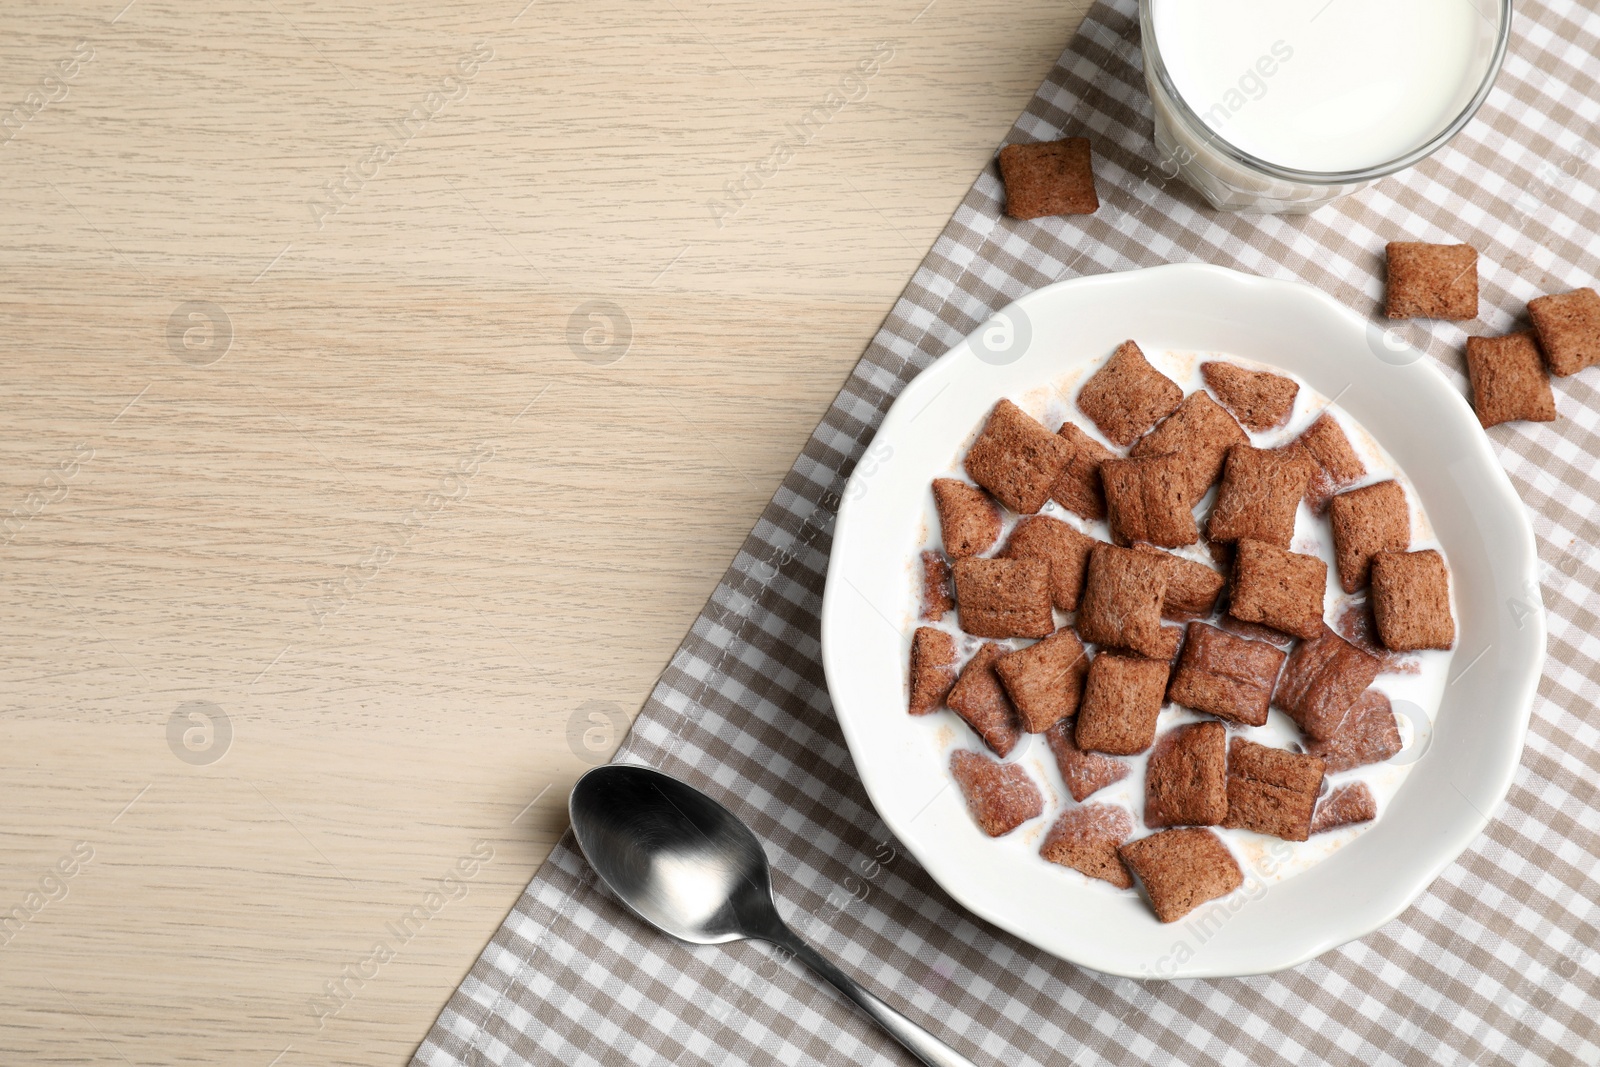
[819,263,1546,978]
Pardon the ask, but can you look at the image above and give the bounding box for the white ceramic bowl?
[819,264,1545,978]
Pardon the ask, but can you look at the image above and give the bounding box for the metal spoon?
[569,764,978,1067]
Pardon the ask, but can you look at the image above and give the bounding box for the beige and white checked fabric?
[415,1,1600,1063]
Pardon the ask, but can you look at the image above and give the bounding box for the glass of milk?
[1140,0,1512,213]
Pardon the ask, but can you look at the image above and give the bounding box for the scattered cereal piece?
[998,137,1098,219]
[1370,549,1455,651]
[1304,688,1402,772]
[1144,721,1228,829]
[1076,543,1171,658]
[1077,341,1184,447]
[1528,286,1600,377]
[1385,241,1478,320]
[1119,827,1243,923]
[1201,362,1299,432]
[1310,782,1378,835]
[1228,539,1328,640]
[1291,413,1366,516]
[1232,736,1324,794]
[908,626,958,715]
[995,627,1090,733]
[1206,444,1312,548]
[1000,515,1098,611]
[965,399,1073,514]
[932,478,1001,558]
[1074,652,1170,756]
[1166,621,1286,727]
[1223,738,1325,841]
[1101,451,1200,548]
[920,550,953,620]
[952,557,1055,639]
[1224,778,1313,843]
[1130,391,1249,504]
[1329,480,1410,594]
[1465,332,1557,429]
[1041,804,1134,888]
[1273,625,1381,741]
[1216,614,1295,648]
[946,643,1024,756]
[949,749,1044,837]
[1330,599,1414,673]
[1133,543,1225,618]
[1050,422,1116,520]
[1044,717,1130,801]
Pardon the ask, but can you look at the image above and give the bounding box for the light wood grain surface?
[0,0,1092,1062]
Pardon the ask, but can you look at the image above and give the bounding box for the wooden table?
[0,1,1090,1061]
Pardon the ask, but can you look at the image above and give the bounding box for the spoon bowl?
[568,762,778,945]
[569,764,978,1067]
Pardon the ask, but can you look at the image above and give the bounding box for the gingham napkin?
[415,1,1600,1063]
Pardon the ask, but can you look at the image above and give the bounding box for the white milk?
[1149,0,1493,173]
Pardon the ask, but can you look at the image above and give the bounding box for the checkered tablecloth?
[414,1,1600,1063]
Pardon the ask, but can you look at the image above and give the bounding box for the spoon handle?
[767,928,979,1067]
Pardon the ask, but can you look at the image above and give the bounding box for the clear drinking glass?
[1139,0,1513,213]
